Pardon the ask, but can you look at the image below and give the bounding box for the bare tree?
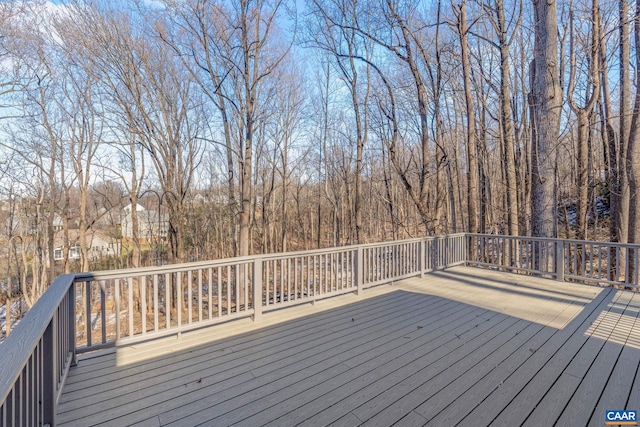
[454,1,480,233]
[566,0,600,241]
[70,3,203,263]
[165,0,290,256]
[616,0,631,244]
[530,0,561,238]
[307,0,372,243]
[626,0,640,253]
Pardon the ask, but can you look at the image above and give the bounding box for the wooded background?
[0,0,636,332]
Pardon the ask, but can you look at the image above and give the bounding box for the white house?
[120,204,169,240]
[53,230,122,261]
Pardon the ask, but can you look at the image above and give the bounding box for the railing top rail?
[76,235,461,281]
[467,233,640,249]
[467,233,558,242]
[0,273,75,404]
[73,254,259,282]
[260,237,438,261]
[556,238,640,248]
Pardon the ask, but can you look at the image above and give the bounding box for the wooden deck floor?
[57,266,640,427]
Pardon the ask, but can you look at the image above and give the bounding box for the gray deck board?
[536,292,640,427]
[454,286,614,426]
[491,289,632,427]
[412,294,581,424]
[160,299,487,426]
[255,304,488,427]
[60,291,424,409]
[56,266,640,427]
[61,292,436,424]
[197,312,512,427]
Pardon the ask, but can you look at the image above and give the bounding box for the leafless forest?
[0,0,637,334]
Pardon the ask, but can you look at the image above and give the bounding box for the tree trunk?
[496,0,520,238]
[600,32,619,245]
[457,1,478,234]
[530,0,561,239]
[626,0,640,258]
[567,0,600,242]
[619,0,631,244]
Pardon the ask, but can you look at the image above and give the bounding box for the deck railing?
[0,275,76,427]
[3,232,638,426]
[467,233,640,290]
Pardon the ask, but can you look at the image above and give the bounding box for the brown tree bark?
[456,1,479,234]
[566,1,600,241]
[618,0,631,244]
[627,0,640,253]
[495,0,520,238]
[530,0,561,239]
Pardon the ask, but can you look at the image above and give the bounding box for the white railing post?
[253,259,263,321]
[556,240,565,282]
[356,246,364,295]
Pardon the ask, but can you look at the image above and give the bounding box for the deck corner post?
[253,259,263,321]
[356,246,364,296]
[556,240,565,282]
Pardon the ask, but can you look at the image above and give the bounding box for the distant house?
[120,204,169,240]
[53,245,81,261]
[53,230,122,261]
[53,214,80,231]
[53,215,64,232]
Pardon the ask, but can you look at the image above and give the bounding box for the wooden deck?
[57,266,640,427]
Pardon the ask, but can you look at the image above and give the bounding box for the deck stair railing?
[2,232,638,426]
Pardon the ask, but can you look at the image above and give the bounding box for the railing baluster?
[10,386,14,426]
[633,249,639,284]
[207,268,212,320]
[226,265,231,314]
[294,257,299,297]
[141,276,147,335]
[153,275,159,333]
[235,264,241,312]
[597,246,602,280]
[177,271,183,327]
[165,273,170,329]
[198,270,203,322]
[85,281,91,347]
[244,263,249,309]
[314,254,318,295]
[100,281,106,344]
[187,270,193,324]
[341,252,345,289]
[37,341,41,427]
[28,355,32,426]
[319,254,324,294]
[115,279,120,341]
[607,247,612,282]
[215,267,220,317]
[616,246,620,282]
[329,253,333,291]
[253,260,262,320]
[42,316,57,426]
[128,278,134,337]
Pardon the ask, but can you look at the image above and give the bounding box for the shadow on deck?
[57,266,640,427]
